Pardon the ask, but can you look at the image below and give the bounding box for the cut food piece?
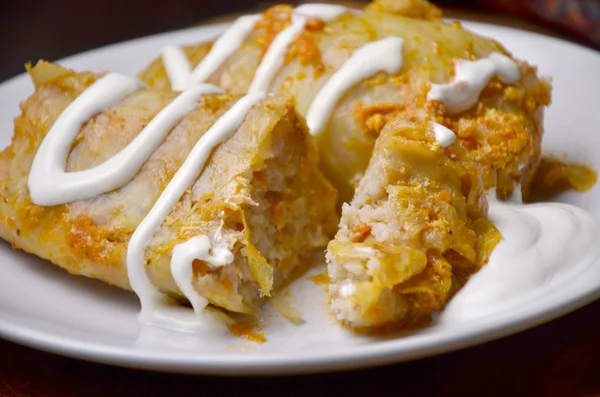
[326,118,500,329]
[0,62,338,316]
[138,0,552,203]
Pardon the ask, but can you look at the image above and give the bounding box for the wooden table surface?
[1,1,599,396]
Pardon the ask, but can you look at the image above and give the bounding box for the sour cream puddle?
[440,193,600,323]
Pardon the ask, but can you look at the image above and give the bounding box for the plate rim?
[1,284,598,375]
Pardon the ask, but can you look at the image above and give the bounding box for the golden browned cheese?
[365,0,442,19]
[138,0,552,204]
[326,118,500,329]
[0,62,338,314]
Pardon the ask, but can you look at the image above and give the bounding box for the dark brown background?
[1,1,599,396]
[0,0,539,82]
[0,0,262,81]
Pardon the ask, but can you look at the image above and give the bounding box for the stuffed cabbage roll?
[327,118,500,328]
[0,62,338,316]
[138,0,551,203]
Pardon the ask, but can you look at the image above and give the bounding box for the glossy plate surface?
[0,22,599,375]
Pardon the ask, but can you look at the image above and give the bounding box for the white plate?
[1,21,600,376]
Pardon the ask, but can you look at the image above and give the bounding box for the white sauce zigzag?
[28,73,264,326]
[427,52,521,114]
[28,76,222,205]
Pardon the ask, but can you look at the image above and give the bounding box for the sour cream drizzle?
[161,6,445,144]
[428,52,521,114]
[162,4,352,94]
[27,72,264,323]
[163,14,262,91]
[161,11,522,146]
[171,235,234,314]
[159,6,414,143]
[162,46,194,92]
[431,122,456,148]
[294,3,352,19]
[305,37,404,136]
[28,74,223,206]
[248,15,308,93]
[249,5,351,93]
[126,92,265,318]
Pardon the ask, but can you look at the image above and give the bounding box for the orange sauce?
[307,272,330,285]
[227,322,266,344]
